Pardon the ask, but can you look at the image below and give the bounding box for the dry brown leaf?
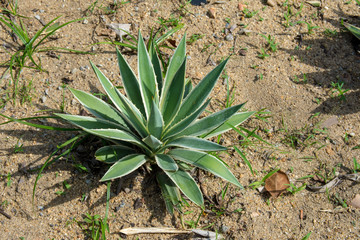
[349,194,360,208]
[264,170,290,197]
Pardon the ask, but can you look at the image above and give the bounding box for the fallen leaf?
[192,229,224,239]
[106,23,131,41]
[350,194,360,208]
[307,177,342,193]
[325,145,335,156]
[320,116,338,128]
[119,227,189,235]
[264,170,290,197]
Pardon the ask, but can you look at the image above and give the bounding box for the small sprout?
[187,34,204,44]
[258,48,269,59]
[331,81,349,102]
[243,8,259,18]
[286,182,307,195]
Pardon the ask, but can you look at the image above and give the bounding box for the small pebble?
[225,33,234,41]
[39,9,45,13]
[71,68,77,74]
[34,15,41,20]
[350,132,356,137]
[221,225,230,233]
[41,96,47,103]
[238,3,246,11]
[266,0,276,7]
[83,19,88,24]
[115,201,126,212]
[238,49,247,56]
[230,24,237,33]
[44,89,49,96]
[38,206,44,211]
[100,15,106,23]
[124,187,131,193]
[79,66,85,71]
[208,7,216,19]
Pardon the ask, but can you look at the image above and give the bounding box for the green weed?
[330,81,349,102]
[187,34,204,45]
[0,13,86,103]
[286,182,307,195]
[243,8,258,18]
[260,34,278,52]
[258,48,269,59]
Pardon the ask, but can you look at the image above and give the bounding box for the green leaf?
[156,172,182,215]
[55,114,127,131]
[166,136,226,151]
[149,41,163,95]
[169,149,241,187]
[173,58,229,124]
[147,100,164,139]
[116,47,145,116]
[155,154,178,172]
[165,168,204,206]
[160,58,186,126]
[69,88,128,128]
[344,22,360,40]
[162,99,210,140]
[86,129,146,149]
[142,135,162,150]
[180,103,245,137]
[100,154,147,181]
[138,31,159,118]
[90,62,148,138]
[95,145,136,164]
[183,78,192,99]
[160,35,186,112]
[202,111,255,139]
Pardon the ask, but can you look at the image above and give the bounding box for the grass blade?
[234,146,254,176]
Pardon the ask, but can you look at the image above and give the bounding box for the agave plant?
[56,31,254,213]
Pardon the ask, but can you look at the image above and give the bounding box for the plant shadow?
[282,8,360,115]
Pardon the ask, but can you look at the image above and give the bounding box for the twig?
[0,208,11,219]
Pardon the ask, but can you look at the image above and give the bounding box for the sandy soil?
[0,0,360,239]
